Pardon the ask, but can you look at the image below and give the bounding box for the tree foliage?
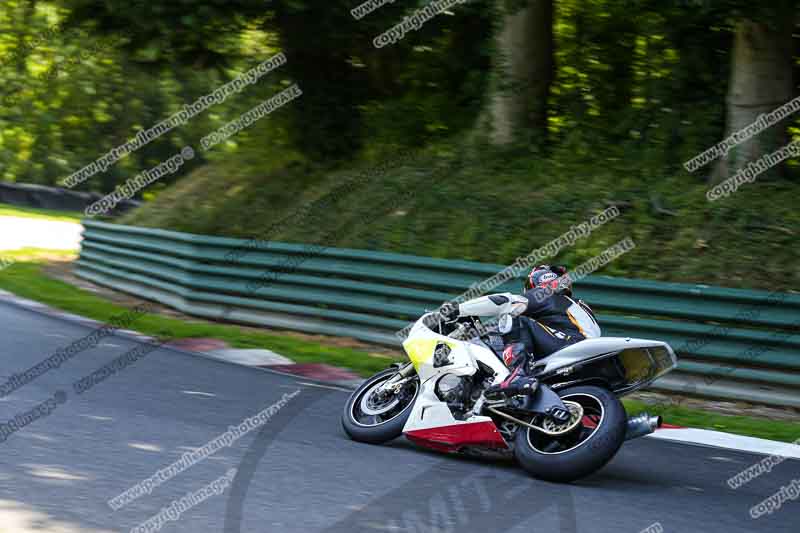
[0,0,796,194]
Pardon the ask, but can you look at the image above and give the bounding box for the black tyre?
[342,367,419,444]
[514,385,627,482]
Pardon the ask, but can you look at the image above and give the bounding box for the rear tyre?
[342,368,419,444]
[514,385,626,482]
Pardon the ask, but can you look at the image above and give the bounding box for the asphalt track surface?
[0,299,797,533]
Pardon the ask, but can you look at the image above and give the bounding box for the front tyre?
[342,367,419,444]
[514,385,626,482]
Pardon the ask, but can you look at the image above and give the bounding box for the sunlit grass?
[0,203,83,223]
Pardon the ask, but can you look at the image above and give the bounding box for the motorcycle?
[342,311,677,482]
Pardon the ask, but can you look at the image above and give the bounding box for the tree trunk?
[481,0,554,146]
[713,8,794,183]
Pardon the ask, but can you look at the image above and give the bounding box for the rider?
[441,265,600,399]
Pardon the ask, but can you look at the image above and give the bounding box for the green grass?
[0,202,84,223]
[623,399,800,444]
[1,248,79,260]
[120,138,800,292]
[1,249,798,442]
[0,250,400,377]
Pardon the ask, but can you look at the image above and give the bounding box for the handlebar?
[419,311,497,341]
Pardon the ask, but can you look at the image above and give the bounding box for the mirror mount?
[498,314,513,334]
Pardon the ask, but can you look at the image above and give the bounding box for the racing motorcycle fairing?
[403,385,508,452]
[400,313,573,452]
[401,314,512,451]
[402,316,508,380]
[533,337,677,396]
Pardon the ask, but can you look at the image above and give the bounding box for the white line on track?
[295,381,353,392]
[648,428,800,459]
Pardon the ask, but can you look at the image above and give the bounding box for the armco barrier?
[75,220,800,408]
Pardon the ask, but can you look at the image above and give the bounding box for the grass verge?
[0,249,797,442]
[120,138,800,292]
[0,249,399,377]
[623,399,800,444]
[0,202,84,223]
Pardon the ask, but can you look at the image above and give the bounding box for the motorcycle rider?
[441,265,600,399]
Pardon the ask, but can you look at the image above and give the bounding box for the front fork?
[376,362,416,395]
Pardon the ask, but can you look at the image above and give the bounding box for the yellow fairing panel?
[404,338,457,372]
[403,338,438,371]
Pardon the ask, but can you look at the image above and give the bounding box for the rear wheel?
[342,367,419,444]
[514,385,626,482]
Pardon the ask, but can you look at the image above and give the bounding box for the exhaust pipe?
[625,412,662,441]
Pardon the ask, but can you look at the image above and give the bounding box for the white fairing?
[399,312,676,439]
[401,313,509,433]
[565,297,601,338]
[458,293,529,318]
[536,336,677,376]
[402,383,495,433]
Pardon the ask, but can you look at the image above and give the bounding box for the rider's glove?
[439,302,459,322]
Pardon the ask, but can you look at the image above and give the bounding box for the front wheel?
[342,367,419,444]
[514,385,627,482]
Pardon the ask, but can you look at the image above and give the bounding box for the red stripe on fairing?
[405,421,508,452]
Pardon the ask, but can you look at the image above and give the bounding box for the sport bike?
[342,312,677,481]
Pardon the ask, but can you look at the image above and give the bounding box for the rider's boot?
[484,342,538,400]
[484,367,538,400]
